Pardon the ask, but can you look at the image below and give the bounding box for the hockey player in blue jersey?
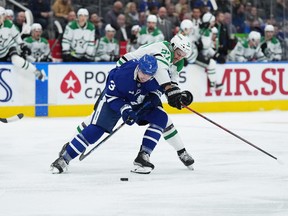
[51,54,185,174]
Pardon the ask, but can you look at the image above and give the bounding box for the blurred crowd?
[1,0,288,62]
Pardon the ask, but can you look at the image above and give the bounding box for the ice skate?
[178,150,194,170]
[131,151,154,174]
[34,69,46,81]
[50,156,69,174]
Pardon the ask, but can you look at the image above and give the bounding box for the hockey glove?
[213,52,226,64]
[62,52,72,62]
[20,43,32,56]
[121,105,138,126]
[165,86,182,110]
[180,90,193,106]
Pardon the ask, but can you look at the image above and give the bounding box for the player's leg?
[163,116,194,170]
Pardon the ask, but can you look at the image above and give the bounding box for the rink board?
[1,62,288,117]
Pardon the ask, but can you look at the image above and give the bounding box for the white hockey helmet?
[77,8,89,17]
[202,12,215,23]
[0,6,5,16]
[170,34,191,56]
[131,25,141,32]
[105,24,116,32]
[248,31,261,41]
[147,14,157,23]
[31,23,42,31]
[264,24,274,32]
[5,9,14,17]
[180,19,194,35]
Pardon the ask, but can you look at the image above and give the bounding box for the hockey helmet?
[248,31,261,41]
[0,6,5,17]
[202,13,215,24]
[211,27,218,34]
[170,34,191,57]
[105,24,116,32]
[180,19,194,35]
[31,23,42,31]
[138,54,158,76]
[5,9,14,17]
[147,14,157,23]
[264,24,274,32]
[77,8,89,17]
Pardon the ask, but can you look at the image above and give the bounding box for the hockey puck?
[120,178,129,181]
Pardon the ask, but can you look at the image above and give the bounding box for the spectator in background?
[157,7,173,41]
[138,0,160,13]
[90,12,104,41]
[105,1,123,30]
[138,12,147,27]
[124,2,139,28]
[175,0,188,15]
[115,14,131,42]
[61,8,95,62]
[95,24,119,62]
[14,11,30,39]
[52,0,73,30]
[214,11,230,57]
[275,0,288,22]
[260,25,282,61]
[166,3,180,34]
[137,15,164,47]
[67,10,76,22]
[5,9,14,21]
[23,23,52,62]
[29,0,53,29]
[232,3,246,33]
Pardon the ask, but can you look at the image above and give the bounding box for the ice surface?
[0,111,288,216]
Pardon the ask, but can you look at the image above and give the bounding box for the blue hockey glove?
[180,90,193,106]
[121,105,138,126]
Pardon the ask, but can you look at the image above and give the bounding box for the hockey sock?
[65,124,105,159]
[163,117,185,151]
[11,54,37,74]
[141,123,163,155]
[207,58,217,84]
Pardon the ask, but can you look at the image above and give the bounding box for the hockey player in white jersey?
[180,14,224,90]
[0,7,46,81]
[260,25,282,61]
[137,15,164,46]
[24,23,52,62]
[61,8,95,62]
[228,31,267,62]
[116,34,195,171]
[95,24,119,62]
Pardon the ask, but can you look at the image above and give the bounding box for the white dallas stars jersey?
[24,36,51,62]
[0,20,23,58]
[62,20,95,59]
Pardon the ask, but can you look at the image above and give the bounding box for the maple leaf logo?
[60,70,81,99]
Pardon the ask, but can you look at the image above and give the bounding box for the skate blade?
[186,164,194,170]
[50,165,67,174]
[130,165,152,174]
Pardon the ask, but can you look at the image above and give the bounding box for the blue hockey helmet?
[138,54,158,76]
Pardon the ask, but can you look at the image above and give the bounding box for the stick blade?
[0,113,24,123]
[210,0,218,10]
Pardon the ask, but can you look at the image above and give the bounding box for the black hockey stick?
[182,104,279,161]
[0,113,24,123]
[79,102,151,161]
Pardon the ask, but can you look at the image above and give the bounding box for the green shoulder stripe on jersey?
[152,28,162,36]
[86,21,95,30]
[175,59,184,72]
[241,40,249,48]
[271,37,279,44]
[68,21,78,29]
[102,36,118,44]
[3,19,13,28]
[24,36,34,43]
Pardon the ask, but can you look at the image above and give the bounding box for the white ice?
[0,111,288,216]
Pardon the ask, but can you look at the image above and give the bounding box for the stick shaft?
[183,105,277,160]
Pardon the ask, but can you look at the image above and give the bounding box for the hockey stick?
[79,102,151,161]
[45,20,63,58]
[0,113,24,123]
[182,104,278,161]
[210,0,218,11]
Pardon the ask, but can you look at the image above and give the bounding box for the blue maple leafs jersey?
[105,60,163,113]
